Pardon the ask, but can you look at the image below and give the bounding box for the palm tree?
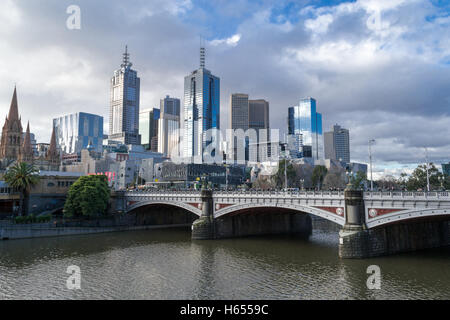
[4,162,40,217]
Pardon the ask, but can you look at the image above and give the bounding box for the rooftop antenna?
[200,37,205,69]
[121,45,132,68]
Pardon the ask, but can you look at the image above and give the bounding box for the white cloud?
[210,34,242,47]
[305,14,334,34]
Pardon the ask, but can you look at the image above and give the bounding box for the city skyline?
[0,0,449,178]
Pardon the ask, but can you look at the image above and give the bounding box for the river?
[0,227,449,300]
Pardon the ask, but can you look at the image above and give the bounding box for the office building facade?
[183,48,220,161]
[109,46,141,145]
[288,97,323,160]
[53,112,104,154]
[442,163,450,176]
[158,96,181,158]
[139,108,160,152]
[324,124,350,163]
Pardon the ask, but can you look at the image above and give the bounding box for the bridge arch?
[214,203,345,226]
[126,200,202,217]
[367,207,450,229]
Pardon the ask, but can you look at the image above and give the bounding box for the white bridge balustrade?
[119,190,450,229]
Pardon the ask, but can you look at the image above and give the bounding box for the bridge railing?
[122,189,348,198]
[364,191,450,199]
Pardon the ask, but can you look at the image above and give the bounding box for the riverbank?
[0,223,191,240]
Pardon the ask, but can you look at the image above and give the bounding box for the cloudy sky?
[0,0,449,177]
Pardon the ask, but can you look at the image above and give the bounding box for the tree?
[4,162,40,217]
[350,171,367,190]
[312,165,328,190]
[64,175,110,218]
[406,163,442,191]
[274,159,297,189]
[323,172,346,190]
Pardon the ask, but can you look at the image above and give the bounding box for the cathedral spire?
[20,121,33,163]
[8,86,19,121]
[44,124,58,167]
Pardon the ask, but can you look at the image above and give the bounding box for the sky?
[0,0,449,178]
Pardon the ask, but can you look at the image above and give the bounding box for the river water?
[0,227,449,300]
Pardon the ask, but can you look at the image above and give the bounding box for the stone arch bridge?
[112,189,450,258]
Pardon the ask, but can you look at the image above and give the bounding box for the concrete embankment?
[0,223,191,241]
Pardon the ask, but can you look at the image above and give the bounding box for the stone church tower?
[19,122,34,163]
[0,87,23,161]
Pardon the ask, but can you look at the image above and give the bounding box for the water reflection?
[0,228,449,300]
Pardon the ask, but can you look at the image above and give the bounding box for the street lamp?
[368,139,376,191]
[280,142,289,191]
[424,147,430,192]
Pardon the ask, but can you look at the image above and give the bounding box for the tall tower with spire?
[109,46,141,145]
[45,125,59,165]
[0,87,23,161]
[183,42,220,160]
[19,121,34,163]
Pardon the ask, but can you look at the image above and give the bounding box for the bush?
[14,214,52,224]
[64,175,110,218]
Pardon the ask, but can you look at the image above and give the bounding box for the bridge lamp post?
[368,139,376,191]
[280,142,289,191]
[424,147,430,192]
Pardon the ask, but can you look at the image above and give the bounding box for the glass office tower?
[53,112,104,154]
[139,108,160,151]
[288,97,323,160]
[183,51,220,160]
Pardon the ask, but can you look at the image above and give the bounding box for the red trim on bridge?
[215,203,233,210]
[368,208,405,219]
[313,206,345,217]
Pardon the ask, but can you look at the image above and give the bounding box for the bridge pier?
[191,190,215,240]
[339,189,450,259]
[339,189,372,259]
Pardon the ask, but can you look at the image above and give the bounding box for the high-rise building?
[442,163,450,176]
[183,47,220,160]
[249,99,270,141]
[230,94,249,131]
[158,96,180,158]
[53,112,104,155]
[324,124,350,163]
[288,97,323,160]
[229,95,270,162]
[109,46,141,145]
[139,108,160,152]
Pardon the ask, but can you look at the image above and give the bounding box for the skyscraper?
[324,124,350,163]
[229,94,270,162]
[139,108,160,152]
[288,97,323,160]
[249,99,270,141]
[109,46,141,145]
[183,46,220,161]
[158,96,181,158]
[230,94,249,131]
[53,112,104,155]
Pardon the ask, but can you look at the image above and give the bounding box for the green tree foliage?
[350,171,367,190]
[312,165,328,190]
[406,163,446,191]
[64,175,110,218]
[274,160,297,188]
[4,162,40,216]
